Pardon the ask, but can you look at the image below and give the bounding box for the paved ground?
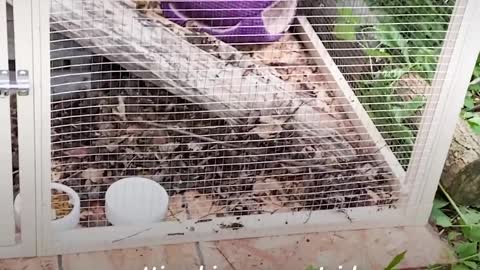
[0,226,454,270]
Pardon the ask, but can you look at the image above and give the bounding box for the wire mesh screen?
[49,0,460,228]
[299,0,457,168]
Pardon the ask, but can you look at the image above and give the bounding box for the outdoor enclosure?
[0,0,479,258]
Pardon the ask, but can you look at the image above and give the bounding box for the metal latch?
[0,70,30,97]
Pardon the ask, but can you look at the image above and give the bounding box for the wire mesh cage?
[9,0,475,255]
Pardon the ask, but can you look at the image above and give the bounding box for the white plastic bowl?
[14,183,80,231]
[105,177,169,226]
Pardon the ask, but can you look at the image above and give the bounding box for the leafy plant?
[462,55,480,134]
[334,8,360,41]
[429,185,480,269]
[384,251,407,270]
[431,197,453,228]
[335,0,454,167]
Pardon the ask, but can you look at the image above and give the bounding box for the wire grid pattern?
[49,0,458,227]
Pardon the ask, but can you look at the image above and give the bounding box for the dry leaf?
[79,210,94,220]
[64,148,90,158]
[79,201,107,227]
[104,143,118,152]
[250,125,283,139]
[254,35,304,65]
[366,189,381,203]
[260,195,283,213]
[158,143,179,152]
[103,135,129,152]
[153,136,168,145]
[52,170,64,182]
[84,179,93,189]
[113,96,127,121]
[166,195,187,221]
[187,142,203,152]
[126,125,142,135]
[81,168,104,183]
[253,178,282,195]
[184,191,223,219]
[250,116,284,139]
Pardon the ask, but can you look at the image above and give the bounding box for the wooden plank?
[0,0,17,247]
[12,0,37,257]
[45,207,413,255]
[33,0,54,257]
[295,16,406,184]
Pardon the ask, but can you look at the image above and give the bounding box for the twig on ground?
[145,122,240,149]
[439,184,468,223]
[215,246,237,270]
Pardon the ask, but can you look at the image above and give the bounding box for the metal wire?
[49,0,462,227]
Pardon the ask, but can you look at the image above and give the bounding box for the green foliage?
[384,251,407,270]
[455,242,478,260]
[460,208,480,242]
[432,198,453,227]
[334,8,360,40]
[336,0,454,167]
[429,186,480,269]
[452,264,473,270]
[462,55,480,134]
[362,0,454,80]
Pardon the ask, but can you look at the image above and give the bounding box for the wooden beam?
[295,16,406,182]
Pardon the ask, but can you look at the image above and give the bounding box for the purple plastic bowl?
[161,0,298,43]
[160,1,274,27]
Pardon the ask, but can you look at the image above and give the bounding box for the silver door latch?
[0,70,30,97]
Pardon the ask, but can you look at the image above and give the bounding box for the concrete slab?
[0,226,455,270]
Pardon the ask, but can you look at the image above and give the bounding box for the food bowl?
[105,177,169,226]
[14,183,80,231]
[161,0,298,43]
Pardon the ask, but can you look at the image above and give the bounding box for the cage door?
[0,0,37,259]
[0,0,17,247]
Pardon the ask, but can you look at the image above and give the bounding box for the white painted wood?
[295,16,406,185]
[10,0,37,258]
[33,0,474,257]
[406,0,480,224]
[45,206,413,256]
[6,2,13,61]
[32,0,52,258]
[0,0,16,247]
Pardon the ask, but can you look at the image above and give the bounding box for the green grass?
[333,1,454,168]
[462,55,480,134]
[428,185,480,269]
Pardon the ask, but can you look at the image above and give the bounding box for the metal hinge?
[0,70,30,97]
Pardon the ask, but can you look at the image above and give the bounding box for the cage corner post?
[31,0,55,256]
[14,0,38,258]
[405,0,480,226]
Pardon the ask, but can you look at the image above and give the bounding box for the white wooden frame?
[0,0,37,259]
[31,0,480,256]
[295,16,406,184]
[406,0,480,222]
[0,0,17,247]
